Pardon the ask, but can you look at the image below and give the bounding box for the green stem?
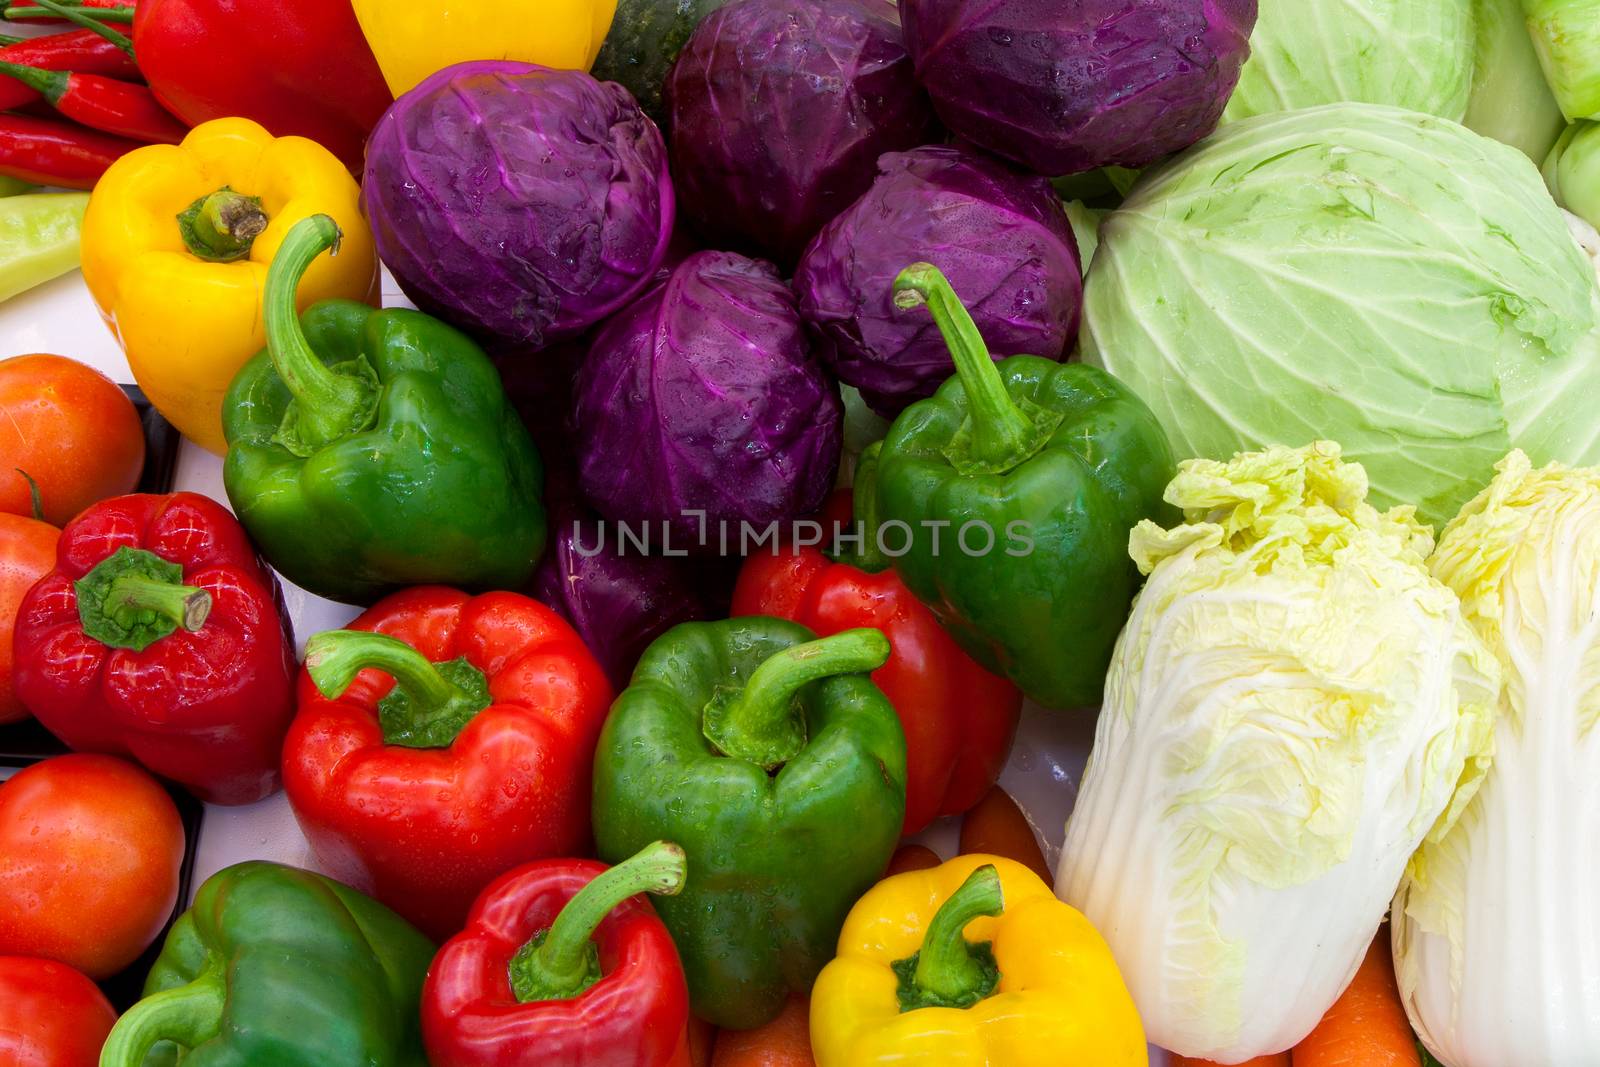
[304,630,492,749]
[5,0,134,16]
[105,573,211,633]
[14,468,42,521]
[893,263,1037,469]
[74,546,210,652]
[177,187,268,263]
[835,442,888,573]
[0,59,64,101]
[264,214,379,454]
[509,841,688,1003]
[11,0,132,54]
[98,970,227,1067]
[702,628,889,771]
[894,865,1005,1013]
[0,32,25,45]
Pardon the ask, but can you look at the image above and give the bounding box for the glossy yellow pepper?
[811,855,1147,1067]
[80,118,377,454]
[352,0,618,98]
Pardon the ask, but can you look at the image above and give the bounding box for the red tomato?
[0,511,59,724]
[0,956,117,1067]
[0,754,185,978]
[0,354,145,526]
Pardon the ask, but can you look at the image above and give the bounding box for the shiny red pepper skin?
[731,504,1022,836]
[423,858,691,1067]
[0,31,141,111]
[11,493,298,805]
[0,61,189,143]
[0,111,139,187]
[132,0,391,171]
[283,587,614,940]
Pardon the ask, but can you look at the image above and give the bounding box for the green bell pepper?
[876,263,1174,710]
[221,214,545,606]
[99,861,435,1067]
[592,618,907,1030]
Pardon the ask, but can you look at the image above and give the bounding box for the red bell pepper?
[423,841,693,1067]
[130,0,391,171]
[0,956,118,1067]
[11,492,298,805]
[284,587,614,940]
[730,450,1022,836]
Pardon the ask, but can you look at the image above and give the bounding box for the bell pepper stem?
[893,263,1037,469]
[178,187,269,263]
[11,0,133,53]
[304,630,493,749]
[75,546,210,652]
[510,841,689,1003]
[896,864,1005,1012]
[703,628,890,771]
[105,573,211,633]
[264,213,379,454]
[306,630,462,707]
[99,970,227,1066]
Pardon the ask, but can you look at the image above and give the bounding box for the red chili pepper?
[731,465,1022,836]
[0,28,141,84]
[0,60,186,143]
[0,111,140,189]
[10,493,300,806]
[423,842,692,1067]
[283,587,615,940]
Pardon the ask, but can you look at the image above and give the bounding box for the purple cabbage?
[532,501,736,689]
[573,250,843,549]
[898,0,1257,175]
[364,60,675,350]
[794,145,1082,415]
[665,0,940,266]
[494,340,734,690]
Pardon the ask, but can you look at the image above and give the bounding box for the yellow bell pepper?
[80,118,377,455]
[811,855,1147,1067]
[352,0,618,98]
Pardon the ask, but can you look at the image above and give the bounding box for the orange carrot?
[885,843,941,878]
[959,785,1052,886]
[712,996,814,1067]
[1173,1057,1290,1067]
[1292,931,1419,1067]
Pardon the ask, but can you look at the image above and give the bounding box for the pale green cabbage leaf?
[1225,0,1472,123]
[1394,451,1600,1067]
[1466,0,1567,161]
[1546,122,1600,231]
[1083,103,1600,530]
[1058,443,1498,1062]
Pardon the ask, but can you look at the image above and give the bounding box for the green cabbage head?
[1083,103,1600,529]
[1224,0,1472,122]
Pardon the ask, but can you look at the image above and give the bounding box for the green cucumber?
[592,0,735,125]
